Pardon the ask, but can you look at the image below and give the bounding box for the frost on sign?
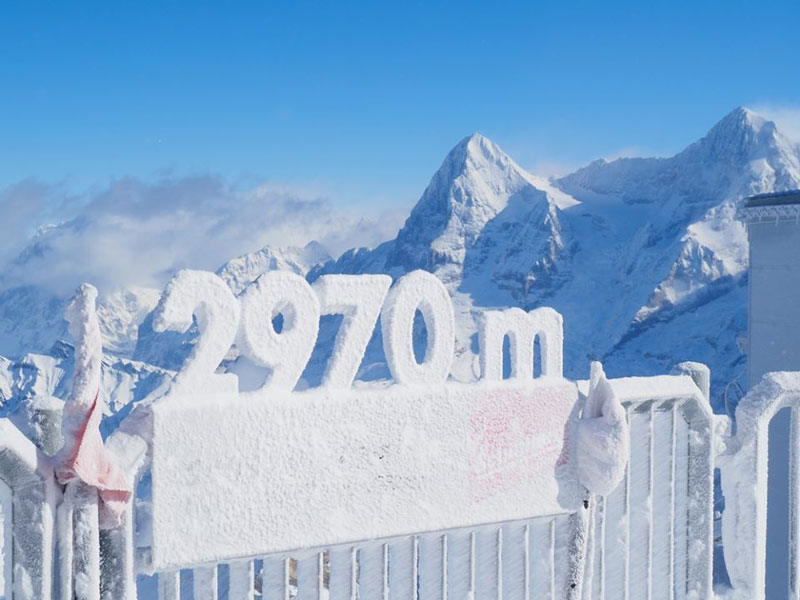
[148,269,579,571]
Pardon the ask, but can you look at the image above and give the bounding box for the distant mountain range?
[2,106,799,434]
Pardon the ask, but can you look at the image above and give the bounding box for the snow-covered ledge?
[0,419,59,600]
[740,204,800,223]
[739,190,800,224]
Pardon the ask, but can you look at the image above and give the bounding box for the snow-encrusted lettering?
[312,274,391,389]
[380,270,455,385]
[237,271,320,392]
[152,270,240,395]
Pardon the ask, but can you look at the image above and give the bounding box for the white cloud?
[602,146,660,160]
[752,103,800,142]
[0,175,406,296]
[527,159,578,178]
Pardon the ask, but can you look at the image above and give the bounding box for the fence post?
[719,373,800,599]
[99,500,136,600]
[669,363,715,598]
[0,419,58,600]
[60,481,101,600]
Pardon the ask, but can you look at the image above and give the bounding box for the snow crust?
[58,284,103,455]
[237,271,321,392]
[55,284,132,529]
[478,306,563,380]
[149,378,580,570]
[380,270,455,385]
[312,274,391,389]
[575,362,628,496]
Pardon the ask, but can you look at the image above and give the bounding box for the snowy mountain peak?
[455,133,509,167]
[5,106,800,426]
[689,106,787,162]
[718,106,767,131]
[217,241,331,295]
[558,107,800,206]
[387,133,558,275]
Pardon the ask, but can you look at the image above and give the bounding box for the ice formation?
[575,362,629,496]
[55,284,131,528]
[380,270,455,385]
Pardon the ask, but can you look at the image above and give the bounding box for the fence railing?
[125,373,713,600]
[149,515,575,600]
[0,419,59,600]
[11,367,800,599]
[0,372,724,600]
[582,374,714,600]
[719,371,800,599]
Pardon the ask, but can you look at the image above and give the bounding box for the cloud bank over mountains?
[0,175,405,295]
[752,103,800,146]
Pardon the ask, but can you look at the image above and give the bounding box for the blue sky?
[2,1,800,210]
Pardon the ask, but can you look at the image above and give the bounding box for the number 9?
[237,271,321,392]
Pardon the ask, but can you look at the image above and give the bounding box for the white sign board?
[150,379,578,570]
[145,268,578,570]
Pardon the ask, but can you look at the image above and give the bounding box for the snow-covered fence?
[150,515,576,600]
[581,372,714,600]
[131,375,713,600]
[0,269,738,599]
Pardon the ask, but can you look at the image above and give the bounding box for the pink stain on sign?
[470,385,569,502]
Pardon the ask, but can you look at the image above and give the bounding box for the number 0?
[380,270,455,385]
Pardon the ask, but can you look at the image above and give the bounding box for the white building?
[743,190,800,386]
[741,190,800,599]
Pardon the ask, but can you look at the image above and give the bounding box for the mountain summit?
[559,106,800,207]
[386,134,560,292]
[386,134,561,279]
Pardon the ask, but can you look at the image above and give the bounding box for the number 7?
[312,274,392,389]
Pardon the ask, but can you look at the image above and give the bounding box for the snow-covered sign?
[148,269,579,571]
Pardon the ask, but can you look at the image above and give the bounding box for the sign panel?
[150,379,579,570]
[146,268,576,570]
